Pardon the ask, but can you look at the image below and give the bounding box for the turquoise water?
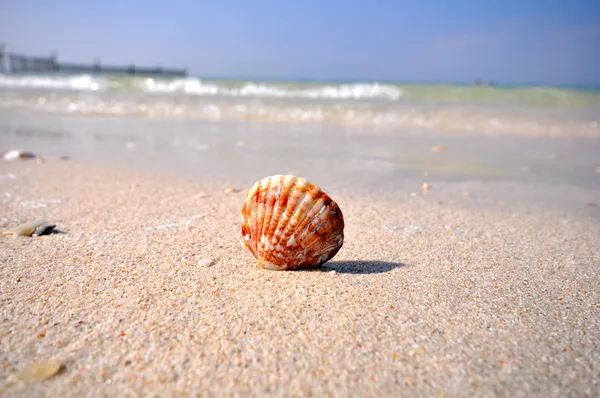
[2,73,599,107]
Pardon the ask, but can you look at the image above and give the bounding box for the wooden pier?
[0,45,187,78]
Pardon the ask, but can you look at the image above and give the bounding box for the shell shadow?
[322,260,404,274]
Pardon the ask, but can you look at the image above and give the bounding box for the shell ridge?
[266,176,299,265]
[261,176,289,266]
[241,202,253,255]
[290,199,328,251]
[263,176,286,248]
[295,199,343,249]
[259,176,279,258]
[253,180,268,259]
[242,187,259,257]
[248,183,262,258]
[286,185,332,250]
[303,231,344,259]
[257,177,277,259]
[278,183,318,251]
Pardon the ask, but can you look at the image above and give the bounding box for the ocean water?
[1,74,600,215]
[0,74,599,138]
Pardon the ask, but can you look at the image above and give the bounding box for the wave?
[1,93,598,138]
[0,74,106,91]
[1,74,599,108]
[0,74,403,100]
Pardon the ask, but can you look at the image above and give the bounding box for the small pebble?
[431,145,447,152]
[422,183,431,192]
[3,150,36,161]
[224,187,241,194]
[197,258,214,267]
[16,360,62,381]
[180,257,191,266]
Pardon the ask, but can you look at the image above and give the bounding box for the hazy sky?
[1,0,599,84]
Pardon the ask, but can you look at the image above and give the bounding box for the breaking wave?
[0,74,403,100]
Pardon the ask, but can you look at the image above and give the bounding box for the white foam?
[0,74,105,91]
[143,79,403,100]
[0,73,404,100]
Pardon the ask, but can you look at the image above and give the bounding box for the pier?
[0,45,187,78]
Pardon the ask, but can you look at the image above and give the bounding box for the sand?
[0,158,599,397]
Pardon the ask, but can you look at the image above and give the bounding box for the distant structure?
[473,78,496,87]
[0,44,7,73]
[0,45,187,78]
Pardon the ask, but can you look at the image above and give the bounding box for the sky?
[1,0,599,85]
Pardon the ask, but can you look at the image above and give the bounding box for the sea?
[0,74,599,137]
[1,73,599,214]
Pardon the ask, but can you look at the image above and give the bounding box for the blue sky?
[1,0,599,84]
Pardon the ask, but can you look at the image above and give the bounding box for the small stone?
[197,258,213,267]
[421,183,431,192]
[3,150,36,161]
[16,360,63,381]
[194,193,211,199]
[224,187,241,194]
[4,220,55,237]
[431,145,447,152]
[328,270,337,275]
[180,257,191,266]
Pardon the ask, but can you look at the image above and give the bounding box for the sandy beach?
[2,1,600,395]
[1,156,598,397]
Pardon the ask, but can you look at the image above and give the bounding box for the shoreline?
[1,158,599,396]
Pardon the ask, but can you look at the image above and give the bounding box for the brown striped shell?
[241,175,344,270]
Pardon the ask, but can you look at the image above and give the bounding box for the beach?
[1,157,599,397]
[1,78,600,397]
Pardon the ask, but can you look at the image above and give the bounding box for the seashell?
[241,175,344,270]
[3,220,56,237]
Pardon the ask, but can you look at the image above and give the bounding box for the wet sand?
[1,158,598,397]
